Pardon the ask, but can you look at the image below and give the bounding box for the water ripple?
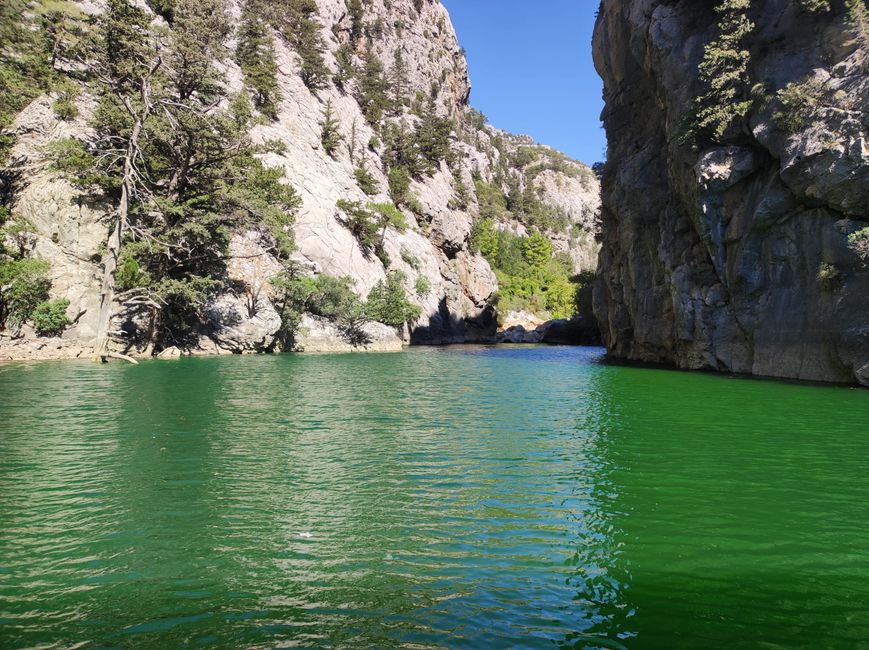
[0,348,868,648]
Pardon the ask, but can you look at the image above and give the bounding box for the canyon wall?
[0,0,599,359]
[593,0,869,385]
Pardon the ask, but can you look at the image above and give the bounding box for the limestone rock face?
[294,314,403,353]
[593,0,869,385]
[1,0,599,359]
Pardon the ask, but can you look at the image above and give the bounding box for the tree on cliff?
[278,0,330,90]
[55,0,301,358]
[685,0,755,146]
[86,0,164,361]
[236,0,282,119]
[358,48,389,124]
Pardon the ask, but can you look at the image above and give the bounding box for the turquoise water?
[0,346,868,648]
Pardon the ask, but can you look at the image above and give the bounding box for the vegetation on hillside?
[470,217,585,321]
[0,0,599,352]
[684,0,755,146]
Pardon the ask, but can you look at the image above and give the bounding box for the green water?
[1,347,868,649]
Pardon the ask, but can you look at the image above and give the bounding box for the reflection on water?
[1,347,868,648]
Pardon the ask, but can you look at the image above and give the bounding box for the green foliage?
[271,264,368,349]
[415,95,454,170]
[32,298,71,336]
[817,262,840,288]
[145,0,174,20]
[400,247,420,270]
[47,138,106,189]
[470,218,581,320]
[0,0,83,162]
[62,0,300,348]
[845,0,869,53]
[511,147,540,168]
[369,202,408,233]
[774,77,824,133]
[333,43,355,90]
[336,200,406,266]
[389,48,409,114]
[388,165,411,205]
[470,217,500,260]
[450,169,470,209]
[848,227,869,262]
[357,48,389,124]
[236,0,281,119]
[346,0,364,44]
[116,254,150,291]
[278,0,330,90]
[521,231,553,269]
[467,107,488,130]
[414,274,430,296]
[685,0,755,146]
[225,157,302,258]
[320,99,342,156]
[52,80,79,121]
[0,258,51,330]
[795,0,830,11]
[365,270,421,328]
[354,165,380,195]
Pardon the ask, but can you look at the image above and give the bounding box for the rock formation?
[0,0,600,359]
[593,0,869,385]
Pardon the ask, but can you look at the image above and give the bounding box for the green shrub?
[52,80,80,121]
[116,254,151,291]
[414,274,430,296]
[337,199,380,253]
[228,158,302,258]
[357,48,389,124]
[848,227,869,262]
[795,0,830,11]
[365,270,421,327]
[279,0,330,90]
[388,165,411,204]
[354,165,379,195]
[271,265,368,349]
[400,247,420,270]
[774,78,824,133]
[336,200,406,264]
[470,217,499,260]
[32,298,71,336]
[0,258,51,329]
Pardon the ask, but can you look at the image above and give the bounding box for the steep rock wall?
[0,0,600,359]
[593,0,869,385]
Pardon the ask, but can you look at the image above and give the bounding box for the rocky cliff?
[593,0,869,385]
[0,0,599,360]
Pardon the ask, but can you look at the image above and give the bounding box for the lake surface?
[1,346,868,649]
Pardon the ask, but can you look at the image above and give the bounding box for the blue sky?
[441,0,605,166]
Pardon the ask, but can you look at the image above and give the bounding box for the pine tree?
[280,0,330,90]
[236,0,281,118]
[357,48,389,124]
[416,95,453,170]
[320,99,342,157]
[69,0,301,356]
[389,48,409,115]
[688,0,755,145]
[84,0,165,359]
[333,42,355,91]
[346,0,364,45]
